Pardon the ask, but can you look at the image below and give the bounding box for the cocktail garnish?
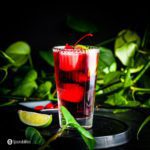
[64,33,93,50]
[73,33,93,47]
[64,43,74,49]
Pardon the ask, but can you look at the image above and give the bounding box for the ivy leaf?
[12,82,37,97]
[61,106,78,125]
[39,50,54,67]
[22,69,38,82]
[105,93,140,107]
[104,71,121,85]
[73,124,96,150]
[127,101,141,107]
[96,82,124,96]
[111,100,141,113]
[114,29,140,66]
[115,43,138,66]
[35,81,52,99]
[61,106,95,150]
[130,53,146,73]
[12,69,38,97]
[105,93,128,106]
[98,47,117,74]
[25,127,45,145]
[115,29,141,49]
[66,15,98,33]
[124,69,133,88]
[5,41,30,67]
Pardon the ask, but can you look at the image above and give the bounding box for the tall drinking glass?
[53,46,99,129]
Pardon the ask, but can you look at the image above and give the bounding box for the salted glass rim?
[52,46,100,53]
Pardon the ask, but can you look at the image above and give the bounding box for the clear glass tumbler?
[53,46,99,129]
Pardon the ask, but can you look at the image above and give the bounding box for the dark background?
[0,4,149,79]
[0,5,149,51]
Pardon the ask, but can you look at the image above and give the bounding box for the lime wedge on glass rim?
[18,110,52,127]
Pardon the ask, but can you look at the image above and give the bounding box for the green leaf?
[113,109,129,113]
[114,29,140,66]
[127,100,141,107]
[104,71,121,85]
[12,81,37,97]
[115,29,141,49]
[98,47,117,74]
[137,115,150,139]
[73,124,96,150]
[61,106,96,150]
[96,82,124,96]
[105,93,140,107]
[130,53,146,73]
[0,50,15,67]
[23,69,38,82]
[61,106,78,125]
[48,95,58,101]
[25,127,45,145]
[115,43,138,66]
[66,15,98,33]
[12,69,38,97]
[105,93,127,106]
[39,50,54,66]
[113,100,141,113]
[5,41,30,67]
[124,69,133,88]
[130,65,144,74]
[35,81,52,99]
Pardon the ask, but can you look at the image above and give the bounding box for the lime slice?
[18,110,52,127]
[74,44,88,50]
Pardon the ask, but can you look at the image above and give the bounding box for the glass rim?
[52,45,100,53]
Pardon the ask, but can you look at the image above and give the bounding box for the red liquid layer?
[53,48,99,119]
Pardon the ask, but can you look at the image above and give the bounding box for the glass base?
[59,113,93,129]
[76,116,93,129]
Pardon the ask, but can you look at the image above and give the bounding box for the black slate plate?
[55,114,131,149]
[93,115,131,149]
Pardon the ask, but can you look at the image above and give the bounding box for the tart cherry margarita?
[53,34,99,128]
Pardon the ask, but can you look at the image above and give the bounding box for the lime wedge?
[18,110,52,127]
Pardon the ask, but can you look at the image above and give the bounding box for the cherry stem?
[73,33,93,47]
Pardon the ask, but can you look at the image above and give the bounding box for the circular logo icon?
[7,139,13,145]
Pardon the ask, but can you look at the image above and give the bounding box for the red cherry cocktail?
[53,45,99,129]
[53,34,99,128]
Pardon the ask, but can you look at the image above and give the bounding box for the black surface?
[0,105,150,150]
[93,115,128,136]
[58,115,131,149]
